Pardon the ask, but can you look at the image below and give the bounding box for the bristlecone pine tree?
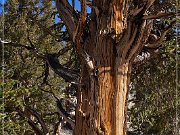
[1,0,177,135]
[55,0,176,135]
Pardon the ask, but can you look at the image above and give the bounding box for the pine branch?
[25,107,49,134]
[16,108,44,135]
[0,40,45,59]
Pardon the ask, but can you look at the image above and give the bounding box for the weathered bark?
[73,47,132,135]
[64,0,153,135]
[71,1,154,135]
[73,1,132,134]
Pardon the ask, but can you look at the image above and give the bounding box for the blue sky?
[0,0,6,14]
[0,0,5,4]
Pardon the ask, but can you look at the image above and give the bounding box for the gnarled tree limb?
[73,0,87,53]
[128,20,153,62]
[143,12,176,20]
[145,20,176,49]
[56,0,78,40]
[46,54,80,84]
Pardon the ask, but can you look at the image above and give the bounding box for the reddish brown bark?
[72,1,131,134]
[73,44,132,135]
[58,0,155,135]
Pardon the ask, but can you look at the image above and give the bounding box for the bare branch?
[126,21,147,61]
[73,0,87,53]
[127,20,153,62]
[122,25,138,60]
[144,0,156,11]
[132,52,160,69]
[130,6,144,17]
[72,0,75,9]
[53,118,63,135]
[56,0,78,40]
[0,40,33,50]
[143,12,176,20]
[16,108,44,135]
[46,54,80,84]
[131,0,155,17]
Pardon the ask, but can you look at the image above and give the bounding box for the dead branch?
[56,0,78,40]
[0,40,45,59]
[56,98,75,129]
[132,52,160,69]
[53,118,63,135]
[73,0,87,54]
[46,54,80,84]
[143,12,176,20]
[0,40,33,50]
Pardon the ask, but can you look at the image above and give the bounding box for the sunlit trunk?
[73,0,149,134]
[73,48,132,135]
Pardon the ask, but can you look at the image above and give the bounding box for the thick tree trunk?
[73,0,132,134]
[73,0,152,134]
[73,47,132,135]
